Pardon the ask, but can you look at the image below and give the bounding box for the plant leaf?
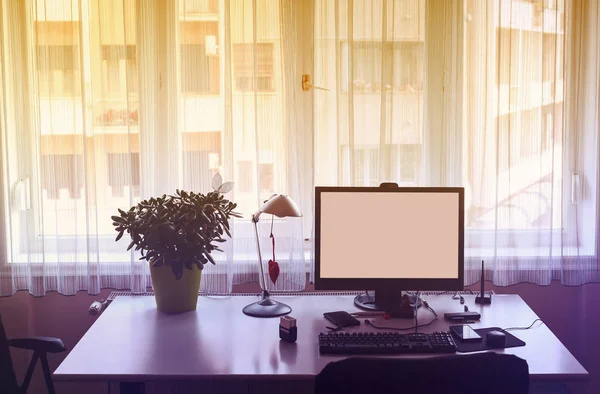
[112,188,241,280]
[217,181,234,194]
[205,252,216,265]
[212,173,223,191]
[115,230,124,242]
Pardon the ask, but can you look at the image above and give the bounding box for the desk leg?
[119,382,145,394]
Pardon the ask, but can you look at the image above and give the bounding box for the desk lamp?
[242,194,302,318]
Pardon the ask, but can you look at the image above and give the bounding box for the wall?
[0,282,597,394]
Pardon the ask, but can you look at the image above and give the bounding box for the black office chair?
[315,352,529,394]
[0,314,66,394]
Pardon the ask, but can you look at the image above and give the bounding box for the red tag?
[268,259,280,284]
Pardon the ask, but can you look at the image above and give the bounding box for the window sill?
[1,251,307,275]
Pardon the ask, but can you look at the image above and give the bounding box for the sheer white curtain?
[2,0,600,297]
[462,0,599,285]
[313,0,600,286]
[0,0,306,296]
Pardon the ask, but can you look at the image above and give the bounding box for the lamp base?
[243,292,292,318]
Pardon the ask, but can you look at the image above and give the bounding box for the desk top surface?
[54,293,588,382]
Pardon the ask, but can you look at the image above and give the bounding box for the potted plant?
[112,183,241,313]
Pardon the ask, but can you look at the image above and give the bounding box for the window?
[2,0,599,295]
[392,144,421,183]
[341,41,424,93]
[35,21,81,96]
[259,163,274,193]
[233,43,274,92]
[36,45,80,96]
[101,45,138,94]
[107,153,140,198]
[180,0,219,14]
[180,21,220,95]
[464,0,566,233]
[237,161,253,192]
[41,154,84,200]
[182,131,222,192]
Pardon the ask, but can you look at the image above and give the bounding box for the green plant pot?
[149,263,202,313]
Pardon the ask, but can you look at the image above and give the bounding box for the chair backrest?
[315,352,529,394]
[0,314,19,394]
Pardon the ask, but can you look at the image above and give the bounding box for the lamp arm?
[252,215,267,291]
[251,210,262,223]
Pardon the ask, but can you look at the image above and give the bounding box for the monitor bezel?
[314,186,465,291]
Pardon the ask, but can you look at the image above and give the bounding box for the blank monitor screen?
[315,188,463,289]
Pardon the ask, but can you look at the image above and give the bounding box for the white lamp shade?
[260,195,302,218]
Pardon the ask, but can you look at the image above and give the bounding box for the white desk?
[54,293,588,391]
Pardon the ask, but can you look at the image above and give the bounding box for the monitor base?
[354,290,421,319]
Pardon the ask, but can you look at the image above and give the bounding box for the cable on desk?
[413,291,420,333]
[365,303,438,331]
[422,300,437,318]
[501,318,544,332]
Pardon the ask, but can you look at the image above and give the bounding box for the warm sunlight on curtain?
[1,0,600,296]
[0,0,306,296]
[313,0,600,286]
[314,0,426,188]
[462,0,600,285]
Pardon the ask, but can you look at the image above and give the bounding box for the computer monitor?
[315,185,464,317]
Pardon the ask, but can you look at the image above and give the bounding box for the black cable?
[501,318,544,332]
[423,300,438,318]
[365,303,438,331]
[413,291,420,333]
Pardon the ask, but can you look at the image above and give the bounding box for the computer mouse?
[486,330,506,348]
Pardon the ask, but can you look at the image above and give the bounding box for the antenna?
[475,260,492,305]
[480,261,484,296]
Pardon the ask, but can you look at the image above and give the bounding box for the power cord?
[413,291,420,333]
[501,318,544,332]
[423,300,437,318]
[365,301,438,331]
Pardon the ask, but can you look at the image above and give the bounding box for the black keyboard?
[319,331,457,355]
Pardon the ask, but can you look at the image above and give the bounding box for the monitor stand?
[354,289,421,319]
